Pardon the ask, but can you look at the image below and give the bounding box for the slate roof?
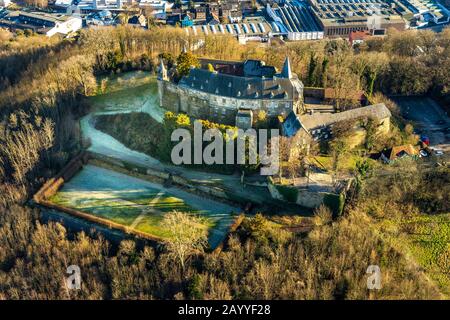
[299,103,391,130]
[282,111,303,137]
[179,67,303,100]
[243,60,276,77]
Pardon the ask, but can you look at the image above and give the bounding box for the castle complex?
[157,57,304,125]
[157,54,391,148]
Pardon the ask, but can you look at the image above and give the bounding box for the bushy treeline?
[357,159,450,216]
[352,159,450,295]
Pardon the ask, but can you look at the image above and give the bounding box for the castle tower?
[158,59,168,81]
[281,57,292,79]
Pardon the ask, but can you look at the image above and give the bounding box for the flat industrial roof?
[18,11,76,23]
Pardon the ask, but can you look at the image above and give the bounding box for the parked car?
[419,149,429,157]
[430,147,444,156]
[420,135,429,145]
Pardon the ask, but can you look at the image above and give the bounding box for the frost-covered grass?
[49,165,238,247]
[89,72,164,123]
[81,71,164,167]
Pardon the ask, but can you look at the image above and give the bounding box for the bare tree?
[162,211,208,273]
[2,116,54,183]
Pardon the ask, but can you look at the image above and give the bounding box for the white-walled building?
[0,0,12,8]
[139,0,173,19]
[8,12,82,37]
[45,15,82,37]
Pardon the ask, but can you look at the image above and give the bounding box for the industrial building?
[0,11,82,36]
[266,1,324,40]
[185,15,275,42]
[265,0,449,40]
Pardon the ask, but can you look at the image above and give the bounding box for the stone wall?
[378,116,390,135]
[33,152,89,203]
[158,79,298,125]
[158,80,180,114]
[34,152,245,250]
[268,182,326,208]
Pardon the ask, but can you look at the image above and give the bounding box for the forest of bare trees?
[0,26,449,299]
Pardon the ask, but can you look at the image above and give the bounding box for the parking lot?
[394,96,450,154]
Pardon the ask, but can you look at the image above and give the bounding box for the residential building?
[380,144,419,163]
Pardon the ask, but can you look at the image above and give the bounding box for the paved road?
[393,96,450,153]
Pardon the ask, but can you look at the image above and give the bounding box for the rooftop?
[299,103,391,130]
[178,58,303,101]
[18,11,76,24]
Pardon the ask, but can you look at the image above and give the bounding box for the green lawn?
[49,164,237,247]
[403,214,450,295]
[313,153,380,174]
[378,213,450,297]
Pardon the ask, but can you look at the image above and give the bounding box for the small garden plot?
[49,164,239,248]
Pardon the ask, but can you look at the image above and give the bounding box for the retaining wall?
[212,214,245,255]
[33,152,245,250]
[33,152,89,203]
[267,177,344,214]
[89,151,242,206]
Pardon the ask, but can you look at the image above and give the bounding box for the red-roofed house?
[349,31,372,46]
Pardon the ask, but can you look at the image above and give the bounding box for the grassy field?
[49,164,238,247]
[400,213,450,296]
[376,213,450,297]
[313,153,380,174]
